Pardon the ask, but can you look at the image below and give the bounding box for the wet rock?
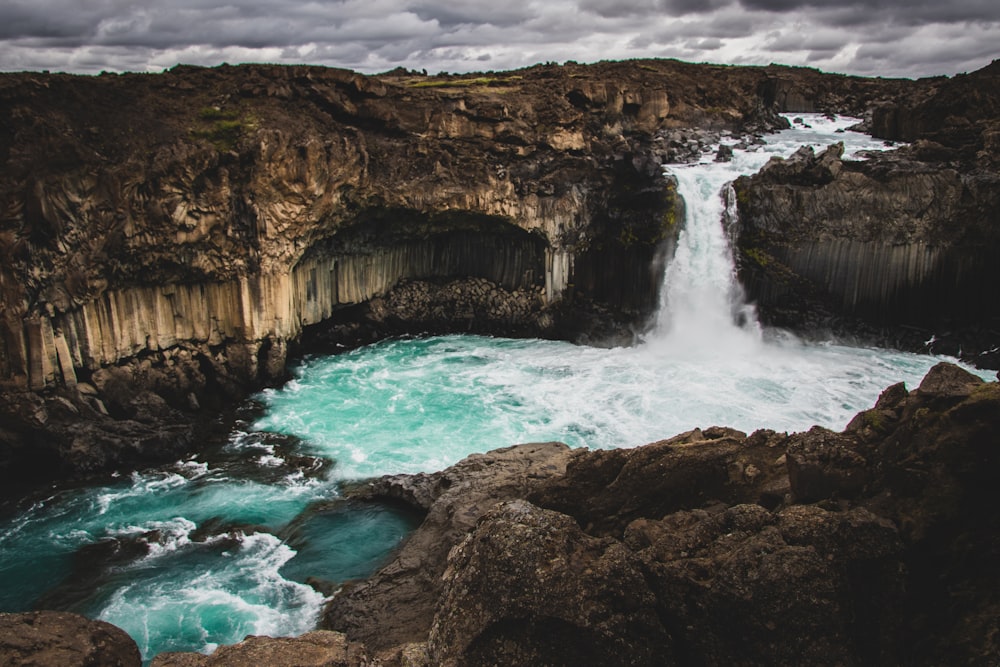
[324,442,573,649]
[714,143,734,162]
[0,611,141,667]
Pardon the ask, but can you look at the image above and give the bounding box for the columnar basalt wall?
[733,138,1000,362]
[764,240,998,325]
[0,221,549,391]
[5,58,998,483]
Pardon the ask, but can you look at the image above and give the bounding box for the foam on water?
[97,532,327,658]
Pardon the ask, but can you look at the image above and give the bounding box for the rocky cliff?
[1,58,996,483]
[0,58,915,485]
[734,61,1000,366]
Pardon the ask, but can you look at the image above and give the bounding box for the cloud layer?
[0,0,997,78]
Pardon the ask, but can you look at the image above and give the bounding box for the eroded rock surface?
[0,611,141,667]
[325,441,573,649]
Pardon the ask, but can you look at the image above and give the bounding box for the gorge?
[1,58,999,666]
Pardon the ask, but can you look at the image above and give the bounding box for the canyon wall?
[0,61,715,397]
[3,58,998,482]
[733,67,1000,367]
[0,59,922,400]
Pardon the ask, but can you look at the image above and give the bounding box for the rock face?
[325,441,573,649]
[733,61,1000,366]
[150,631,367,667]
[0,57,937,484]
[0,611,142,667]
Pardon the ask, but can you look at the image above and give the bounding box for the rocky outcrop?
[869,59,1000,167]
[733,141,1000,366]
[730,60,1000,366]
[325,441,573,649]
[0,611,141,667]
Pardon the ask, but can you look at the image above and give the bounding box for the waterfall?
[653,162,761,356]
[649,114,895,357]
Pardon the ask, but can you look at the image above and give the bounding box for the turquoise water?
[0,335,985,663]
[1,113,993,662]
[255,334,987,481]
[0,431,418,660]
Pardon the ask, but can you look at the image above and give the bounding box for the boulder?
[324,442,573,649]
[625,503,903,665]
[0,611,141,667]
[428,500,671,667]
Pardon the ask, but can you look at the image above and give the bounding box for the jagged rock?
[786,426,867,502]
[428,500,671,667]
[527,426,786,536]
[150,631,367,667]
[0,611,141,667]
[324,442,573,650]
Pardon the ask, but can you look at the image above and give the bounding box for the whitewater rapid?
[0,114,990,663]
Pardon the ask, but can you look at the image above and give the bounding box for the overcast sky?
[1,0,997,79]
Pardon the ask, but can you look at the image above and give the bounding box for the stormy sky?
[0,0,997,78]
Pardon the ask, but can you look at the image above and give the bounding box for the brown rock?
[0,611,141,667]
[625,503,904,666]
[428,500,671,667]
[324,442,573,650]
[150,631,366,667]
[528,426,786,536]
[786,426,867,502]
[915,361,985,401]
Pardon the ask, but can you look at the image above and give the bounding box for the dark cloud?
[580,0,735,18]
[0,0,995,77]
[409,2,535,27]
[741,0,1000,26]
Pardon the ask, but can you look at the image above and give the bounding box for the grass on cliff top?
[191,106,257,151]
[406,76,522,89]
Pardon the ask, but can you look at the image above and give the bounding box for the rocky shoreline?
[2,362,997,665]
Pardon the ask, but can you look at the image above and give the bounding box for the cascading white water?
[652,114,889,356]
[654,169,761,356]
